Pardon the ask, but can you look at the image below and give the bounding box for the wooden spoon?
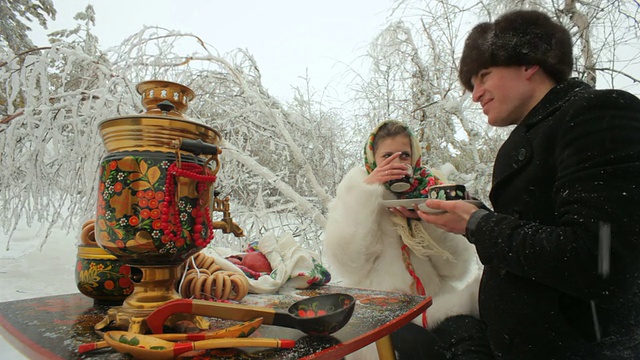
[103,331,295,360]
[78,317,262,354]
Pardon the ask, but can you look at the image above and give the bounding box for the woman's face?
[373,135,412,167]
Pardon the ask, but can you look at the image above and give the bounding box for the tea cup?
[427,184,468,201]
[387,164,413,193]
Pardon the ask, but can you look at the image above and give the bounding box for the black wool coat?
[468,79,640,359]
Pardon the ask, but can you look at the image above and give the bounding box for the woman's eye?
[400,152,411,160]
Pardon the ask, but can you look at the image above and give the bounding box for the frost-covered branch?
[221,141,327,228]
[1,24,345,255]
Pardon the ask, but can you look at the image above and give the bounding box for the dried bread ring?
[180,272,197,298]
[192,273,209,299]
[227,272,249,300]
[81,218,95,230]
[189,268,211,277]
[181,269,211,298]
[193,252,206,264]
[203,274,217,299]
[221,273,234,299]
[188,274,200,298]
[206,263,221,273]
[179,253,250,301]
[193,251,208,267]
[213,271,232,300]
[80,221,97,245]
[199,255,216,270]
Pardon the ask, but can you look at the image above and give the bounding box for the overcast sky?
[28,0,396,103]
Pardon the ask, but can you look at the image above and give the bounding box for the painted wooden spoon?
[103,331,295,360]
[78,317,262,354]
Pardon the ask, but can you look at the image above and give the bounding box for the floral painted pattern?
[430,188,465,200]
[95,152,210,265]
[287,293,355,335]
[76,258,134,302]
[302,258,332,286]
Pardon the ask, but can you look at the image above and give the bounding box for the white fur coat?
[323,167,481,331]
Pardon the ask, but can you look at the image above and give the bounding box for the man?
[419,9,640,359]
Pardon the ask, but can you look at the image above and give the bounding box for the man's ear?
[523,65,541,79]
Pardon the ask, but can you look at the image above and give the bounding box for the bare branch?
[591,66,640,83]
[0,109,24,125]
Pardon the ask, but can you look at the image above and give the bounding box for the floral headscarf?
[364,120,443,199]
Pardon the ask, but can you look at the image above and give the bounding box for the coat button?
[518,148,526,160]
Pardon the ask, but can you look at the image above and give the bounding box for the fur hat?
[458,10,573,91]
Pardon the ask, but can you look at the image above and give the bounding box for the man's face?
[470,66,536,127]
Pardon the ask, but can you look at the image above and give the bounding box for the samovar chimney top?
[135,80,195,119]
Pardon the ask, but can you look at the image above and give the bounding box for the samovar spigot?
[212,190,244,237]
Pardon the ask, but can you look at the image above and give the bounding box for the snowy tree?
[0,16,351,254]
[0,5,119,250]
[0,0,56,53]
[47,5,101,59]
[2,0,639,256]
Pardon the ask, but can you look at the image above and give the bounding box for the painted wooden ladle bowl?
[79,318,262,354]
[103,331,295,360]
[146,293,356,336]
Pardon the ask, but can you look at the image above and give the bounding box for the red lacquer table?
[0,285,431,359]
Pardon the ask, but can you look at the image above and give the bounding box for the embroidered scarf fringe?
[390,213,455,262]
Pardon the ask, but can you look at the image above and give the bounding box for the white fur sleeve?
[420,222,479,281]
[323,167,389,282]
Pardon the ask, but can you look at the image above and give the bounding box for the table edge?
[301,295,433,360]
[0,315,64,360]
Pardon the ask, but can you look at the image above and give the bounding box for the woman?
[323,120,483,359]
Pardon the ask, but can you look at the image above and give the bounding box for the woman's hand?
[365,152,412,185]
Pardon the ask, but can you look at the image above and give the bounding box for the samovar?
[93,80,243,333]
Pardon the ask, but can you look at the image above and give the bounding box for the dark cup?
[387,165,413,193]
[427,184,468,200]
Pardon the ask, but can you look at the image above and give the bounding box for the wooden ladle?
[103,331,295,360]
[146,293,356,336]
[78,317,262,354]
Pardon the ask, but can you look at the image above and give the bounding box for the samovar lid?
[98,80,221,153]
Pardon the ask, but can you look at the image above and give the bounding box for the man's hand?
[417,199,479,234]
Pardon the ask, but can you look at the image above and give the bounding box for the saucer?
[381,199,483,214]
[381,199,443,214]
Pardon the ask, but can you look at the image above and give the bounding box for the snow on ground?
[0,220,78,303]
